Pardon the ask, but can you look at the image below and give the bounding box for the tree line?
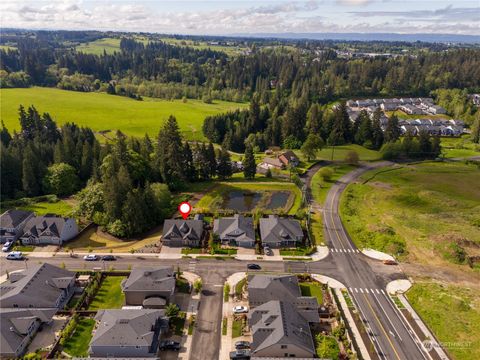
[1,32,479,105]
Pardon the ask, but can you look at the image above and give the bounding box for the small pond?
[222,190,290,212]
[266,191,290,209]
[223,191,262,211]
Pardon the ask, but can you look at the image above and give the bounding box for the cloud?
[0,0,478,35]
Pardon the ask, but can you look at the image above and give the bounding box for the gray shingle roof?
[0,210,33,228]
[249,300,315,356]
[90,309,165,348]
[0,263,75,308]
[122,266,175,292]
[162,219,203,241]
[248,274,300,304]
[259,215,303,245]
[22,214,72,238]
[0,308,56,357]
[213,215,255,244]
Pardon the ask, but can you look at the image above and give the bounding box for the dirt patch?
[401,263,480,290]
[369,181,392,190]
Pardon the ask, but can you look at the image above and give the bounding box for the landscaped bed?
[232,318,243,338]
[88,276,126,310]
[62,317,95,357]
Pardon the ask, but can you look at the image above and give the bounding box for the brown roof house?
[0,263,75,309]
[19,214,78,246]
[121,266,176,308]
[278,150,300,167]
[0,210,34,244]
[0,308,56,359]
[162,215,204,247]
[89,309,168,358]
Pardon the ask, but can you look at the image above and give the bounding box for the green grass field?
[407,281,480,360]
[440,136,480,159]
[315,145,381,162]
[0,195,74,217]
[62,318,95,357]
[0,87,247,140]
[340,162,480,265]
[76,37,121,55]
[311,164,355,205]
[88,276,126,310]
[195,182,302,215]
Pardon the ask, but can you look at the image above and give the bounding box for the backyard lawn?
[299,282,323,304]
[62,318,95,357]
[0,195,74,217]
[407,281,480,360]
[315,144,381,162]
[88,276,126,310]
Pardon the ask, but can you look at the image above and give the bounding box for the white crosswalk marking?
[376,289,380,294]
[371,289,375,293]
[365,288,369,293]
[355,288,358,293]
[360,288,364,293]
[349,287,353,292]
[381,289,385,295]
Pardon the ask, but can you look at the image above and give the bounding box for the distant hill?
[230,32,480,44]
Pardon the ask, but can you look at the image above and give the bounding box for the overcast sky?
[1,0,479,35]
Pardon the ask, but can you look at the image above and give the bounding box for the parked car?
[101,255,116,261]
[2,241,13,252]
[159,340,181,351]
[235,341,251,349]
[233,305,248,314]
[229,349,251,359]
[6,251,23,260]
[83,254,99,261]
[247,263,261,270]
[383,259,397,265]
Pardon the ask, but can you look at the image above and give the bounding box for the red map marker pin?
[178,202,192,220]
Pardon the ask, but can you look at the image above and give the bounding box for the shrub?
[165,303,180,317]
[319,167,334,181]
[193,279,203,293]
[344,150,359,165]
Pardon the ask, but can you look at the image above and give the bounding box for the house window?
[13,304,18,308]
[281,345,287,349]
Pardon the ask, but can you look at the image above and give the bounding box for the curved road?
[0,161,435,360]
[320,161,431,360]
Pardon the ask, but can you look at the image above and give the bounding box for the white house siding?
[253,344,314,358]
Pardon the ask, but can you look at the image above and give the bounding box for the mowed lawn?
[406,281,480,360]
[76,37,121,55]
[340,162,480,264]
[0,87,248,140]
[62,317,96,357]
[88,276,126,310]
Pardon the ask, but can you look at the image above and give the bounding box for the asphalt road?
[0,161,433,360]
[322,162,430,360]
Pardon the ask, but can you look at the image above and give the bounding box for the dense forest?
[1,30,480,104]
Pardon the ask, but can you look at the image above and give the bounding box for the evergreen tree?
[0,121,11,146]
[472,116,480,144]
[356,110,373,146]
[216,147,232,180]
[182,142,196,182]
[22,147,40,196]
[206,142,217,178]
[243,145,256,179]
[384,115,401,143]
[80,142,93,181]
[306,103,323,134]
[371,109,384,150]
[418,129,432,157]
[300,134,324,161]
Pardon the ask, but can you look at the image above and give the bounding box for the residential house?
[162,215,204,247]
[89,309,168,358]
[249,300,315,358]
[0,308,56,358]
[0,263,75,309]
[381,102,397,111]
[0,210,34,244]
[121,266,175,307]
[247,274,319,322]
[259,215,304,248]
[400,104,423,115]
[428,105,447,115]
[213,215,255,248]
[19,214,78,246]
[258,157,284,170]
[278,151,300,167]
